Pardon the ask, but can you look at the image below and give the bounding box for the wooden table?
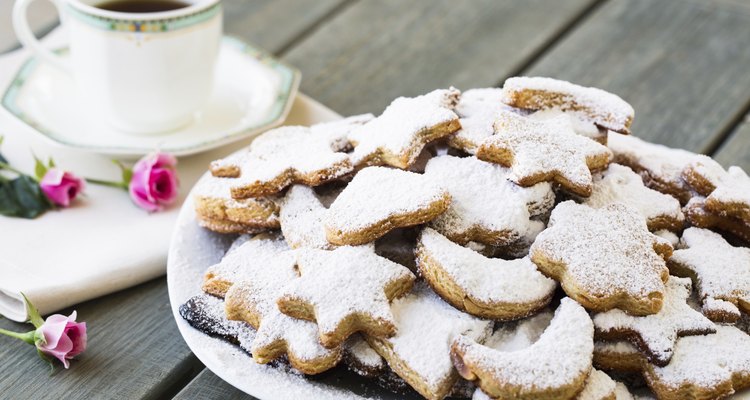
[1,0,749,398]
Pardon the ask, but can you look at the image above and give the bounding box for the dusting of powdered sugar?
[424,155,554,246]
[592,276,715,364]
[584,164,684,228]
[348,88,460,166]
[670,227,750,318]
[576,369,618,400]
[482,310,554,352]
[325,166,449,235]
[654,230,680,247]
[530,202,670,303]
[501,76,634,133]
[449,88,524,154]
[453,298,593,393]
[279,185,335,250]
[204,234,289,290]
[527,108,604,141]
[419,228,556,305]
[702,166,750,221]
[345,335,385,370]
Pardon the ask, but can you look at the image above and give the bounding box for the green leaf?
[33,155,48,181]
[0,175,51,218]
[48,157,56,168]
[22,293,45,328]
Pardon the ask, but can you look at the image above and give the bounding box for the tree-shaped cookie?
[417,228,556,320]
[202,233,288,298]
[365,283,492,400]
[451,298,594,400]
[325,166,451,245]
[683,160,750,225]
[348,88,461,169]
[592,276,715,366]
[193,174,279,234]
[501,76,634,134]
[668,227,750,322]
[476,111,612,197]
[583,164,685,232]
[530,201,672,315]
[643,325,750,400]
[209,115,372,198]
[278,185,335,250]
[276,246,415,348]
[424,155,554,247]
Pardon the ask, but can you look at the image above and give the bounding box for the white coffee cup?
[13,0,222,134]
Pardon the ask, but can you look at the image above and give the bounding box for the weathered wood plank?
[223,0,349,54]
[174,369,254,400]
[284,0,597,115]
[714,116,750,171]
[0,278,202,400]
[523,0,750,153]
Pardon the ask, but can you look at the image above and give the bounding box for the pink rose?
[36,311,87,369]
[39,168,85,207]
[128,152,179,212]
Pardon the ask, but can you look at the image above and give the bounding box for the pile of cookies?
[180,76,750,400]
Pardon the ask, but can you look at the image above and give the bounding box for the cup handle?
[13,0,71,73]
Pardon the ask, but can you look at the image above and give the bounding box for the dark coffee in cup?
[95,0,190,13]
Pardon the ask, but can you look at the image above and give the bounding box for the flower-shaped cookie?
[592,276,715,366]
[530,201,672,315]
[424,155,554,247]
[501,76,634,134]
[417,228,556,320]
[476,111,612,196]
[325,166,451,245]
[348,88,460,169]
[669,227,750,322]
[451,298,594,400]
[277,246,415,348]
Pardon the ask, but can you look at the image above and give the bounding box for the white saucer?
[1,36,300,157]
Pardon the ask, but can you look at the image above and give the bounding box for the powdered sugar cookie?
[476,111,612,197]
[223,256,342,374]
[583,164,684,232]
[683,196,750,244]
[343,334,386,378]
[193,175,279,234]
[277,246,415,348]
[471,368,631,400]
[530,201,672,315]
[606,133,716,205]
[209,115,371,197]
[501,76,634,134]
[593,340,647,373]
[451,298,594,400]
[592,276,715,366]
[424,155,554,247]
[643,325,750,400]
[202,233,289,298]
[278,184,334,250]
[348,88,461,169]
[683,161,750,225]
[365,283,492,400]
[447,88,523,155]
[668,227,750,322]
[528,108,608,144]
[417,228,556,320]
[325,166,451,245]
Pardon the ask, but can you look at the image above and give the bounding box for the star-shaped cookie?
[530,201,672,315]
[592,276,715,366]
[476,111,612,197]
[643,325,750,400]
[278,184,335,250]
[683,160,750,225]
[276,246,416,348]
[209,115,372,198]
[583,163,685,232]
[668,227,750,322]
[451,298,594,400]
[501,76,634,134]
[683,196,750,244]
[325,166,451,245]
[424,155,554,247]
[417,228,556,320]
[221,244,342,374]
[348,88,461,169]
[365,283,492,400]
[447,88,523,154]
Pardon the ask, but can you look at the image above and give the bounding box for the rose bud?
[128,152,179,212]
[39,168,85,207]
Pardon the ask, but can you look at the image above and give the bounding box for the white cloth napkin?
[0,28,339,322]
